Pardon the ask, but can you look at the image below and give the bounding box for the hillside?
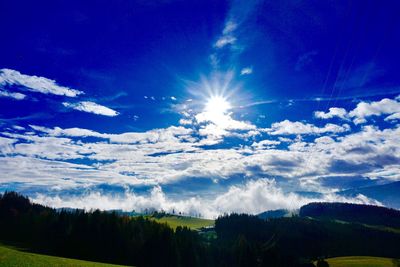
[325,256,399,267]
[0,244,129,267]
[299,202,400,228]
[1,192,400,267]
[147,214,214,230]
[257,209,294,219]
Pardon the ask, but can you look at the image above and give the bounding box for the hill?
[2,191,400,267]
[257,209,295,219]
[0,244,129,267]
[147,214,214,230]
[325,256,399,267]
[299,202,400,228]
[339,181,400,209]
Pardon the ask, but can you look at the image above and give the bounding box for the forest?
[1,192,400,267]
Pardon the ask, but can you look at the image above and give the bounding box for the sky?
[1,0,400,218]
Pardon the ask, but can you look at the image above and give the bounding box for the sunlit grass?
[0,244,130,267]
[326,256,399,267]
[147,214,214,230]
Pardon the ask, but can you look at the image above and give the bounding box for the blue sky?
[1,0,400,217]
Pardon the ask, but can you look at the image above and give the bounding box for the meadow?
[148,214,214,230]
[0,245,129,267]
[326,256,399,267]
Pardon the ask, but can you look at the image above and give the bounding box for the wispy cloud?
[63,101,119,117]
[240,67,253,75]
[0,89,26,100]
[0,69,83,97]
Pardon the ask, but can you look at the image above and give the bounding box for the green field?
[0,245,130,267]
[326,256,399,267]
[149,215,214,230]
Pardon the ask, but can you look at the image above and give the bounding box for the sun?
[205,95,231,116]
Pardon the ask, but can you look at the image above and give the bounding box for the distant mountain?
[338,181,400,209]
[300,202,400,228]
[257,209,295,219]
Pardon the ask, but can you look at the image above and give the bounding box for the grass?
[148,214,214,230]
[325,256,399,267]
[0,244,130,267]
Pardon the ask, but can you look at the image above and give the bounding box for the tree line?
[1,192,400,267]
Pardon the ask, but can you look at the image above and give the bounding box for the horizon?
[1,0,400,219]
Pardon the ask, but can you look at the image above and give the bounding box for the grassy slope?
[326,256,399,267]
[150,215,214,230]
[0,245,130,267]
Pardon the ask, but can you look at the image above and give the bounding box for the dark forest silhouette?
[1,192,400,267]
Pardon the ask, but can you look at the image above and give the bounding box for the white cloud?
[266,120,350,135]
[214,20,237,48]
[32,179,381,219]
[170,96,177,101]
[0,89,26,100]
[349,98,400,124]
[251,139,280,149]
[63,101,119,117]
[179,118,192,125]
[222,20,237,34]
[2,95,400,216]
[195,111,256,139]
[385,112,400,121]
[215,36,237,48]
[29,125,193,145]
[240,67,253,75]
[314,107,348,120]
[0,68,83,97]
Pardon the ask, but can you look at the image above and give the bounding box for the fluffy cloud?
[32,179,380,219]
[30,125,194,145]
[349,98,400,124]
[2,96,400,216]
[63,101,119,117]
[0,69,83,97]
[266,120,350,135]
[314,96,400,124]
[314,107,348,120]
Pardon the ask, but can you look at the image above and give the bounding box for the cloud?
[314,107,348,120]
[240,67,253,75]
[31,178,381,219]
[385,113,400,121]
[266,120,350,135]
[63,101,119,117]
[349,98,400,124]
[30,125,193,145]
[0,69,83,97]
[0,89,26,100]
[214,20,237,48]
[215,35,237,48]
[2,95,400,216]
[314,95,400,124]
[251,139,280,149]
